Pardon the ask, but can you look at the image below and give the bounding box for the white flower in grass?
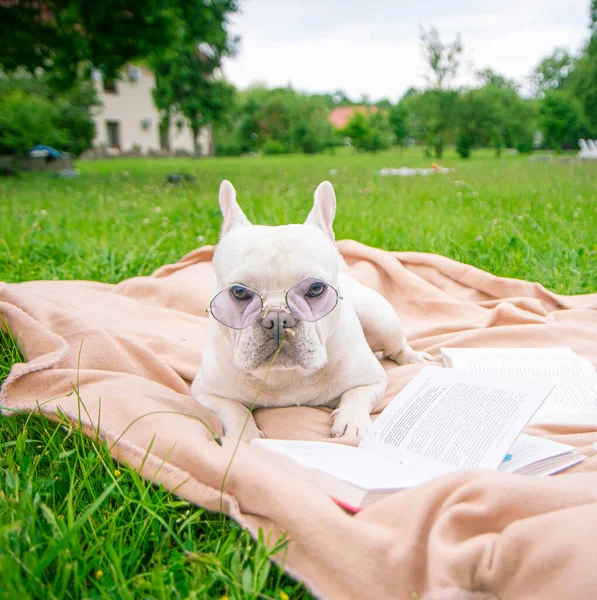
[153,206,162,213]
[40,209,49,217]
[197,235,205,243]
[142,217,150,225]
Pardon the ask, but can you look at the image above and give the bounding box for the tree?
[419,26,463,90]
[457,84,536,157]
[414,27,463,157]
[343,110,393,153]
[151,2,238,154]
[567,0,597,134]
[389,103,409,146]
[0,1,238,88]
[476,68,519,92]
[531,48,575,98]
[539,91,586,150]
[403,89,459,158]
[153,48,236,154]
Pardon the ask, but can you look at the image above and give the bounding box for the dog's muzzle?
[260,307,297,347]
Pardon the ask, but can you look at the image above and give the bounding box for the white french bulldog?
[191,180,430,441]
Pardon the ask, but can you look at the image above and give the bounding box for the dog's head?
[211,180,342,374]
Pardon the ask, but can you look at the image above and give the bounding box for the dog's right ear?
[219,180,251,237]
[305,181,336,240]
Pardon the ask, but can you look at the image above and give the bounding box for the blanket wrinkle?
[2,241,597,599]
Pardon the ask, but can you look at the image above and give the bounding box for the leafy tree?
[403,89,459,158]
[0,1,238,88]
[153,48,237,154]
[412,27,463,157]
[419,26,463,90]
[476,68,519,91]
[455,128,474,159]
[292,98,334,154]
[531,48,575,98]
[151,2,238,154]
[389,103,409,145]
[567,0,597,134]
[539,91,586,150]
[376,98,393,111]
[224,87,334,155]
[343,110,393,153]
[457,85,536,157]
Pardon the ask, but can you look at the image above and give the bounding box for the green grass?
[1,147,596,598]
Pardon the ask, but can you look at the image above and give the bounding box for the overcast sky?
[222,0,591,101]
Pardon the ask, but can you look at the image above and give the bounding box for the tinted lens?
[210,285,262,329]
[286,278,338,322]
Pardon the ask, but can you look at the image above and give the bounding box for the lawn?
[1,147,596,599]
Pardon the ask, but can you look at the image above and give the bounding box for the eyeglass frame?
[205,277,343,330]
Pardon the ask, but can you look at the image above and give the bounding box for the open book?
[440,347,597,424]
[251,366,585,510]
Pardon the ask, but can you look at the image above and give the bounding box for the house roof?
[328,105,378,130]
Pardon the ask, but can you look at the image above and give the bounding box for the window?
[104,79,118,94]
[106,121,120,148]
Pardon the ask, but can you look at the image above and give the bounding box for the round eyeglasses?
[206,277,342,330]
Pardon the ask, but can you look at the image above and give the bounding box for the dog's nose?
[260,309,296,347]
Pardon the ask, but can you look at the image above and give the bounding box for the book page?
[360,366,554,475]
[251,440,429,490]
[440,347,596,377]
[497,433,575,473]
[531,377,597,423]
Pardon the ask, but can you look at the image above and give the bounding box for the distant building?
[91,65,212,156]
[328,105,379,130]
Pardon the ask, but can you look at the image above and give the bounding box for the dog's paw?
[390,347,433,366]
[225,419,265,442]
[330,407,372,438]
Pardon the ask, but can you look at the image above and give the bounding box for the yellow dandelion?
[114,469,121,477]
[96,570,104,579]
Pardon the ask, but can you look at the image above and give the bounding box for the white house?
[91,65,212,156]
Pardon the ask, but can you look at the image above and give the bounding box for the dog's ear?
[305,181,336,240]
[219,180,251,237]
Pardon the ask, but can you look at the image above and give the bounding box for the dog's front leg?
[194,393,264,441]
[330,383,384,438]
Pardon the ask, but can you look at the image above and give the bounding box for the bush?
[540,91,587,151]
[456,129,473,158]
[515,138,534,154]
[0,91,68,155]
[215,139,242,156]
[262,139,289,155]
[342,110,393,153]
[0,75,97,157]
[230,87,336,155]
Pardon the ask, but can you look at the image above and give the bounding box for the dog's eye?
[306,281,326,298]
[230,285,250,301]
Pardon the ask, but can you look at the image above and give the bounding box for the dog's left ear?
[305,181,336,240]
[219,180,251,237]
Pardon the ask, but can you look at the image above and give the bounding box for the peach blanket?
[2,241,597,600]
